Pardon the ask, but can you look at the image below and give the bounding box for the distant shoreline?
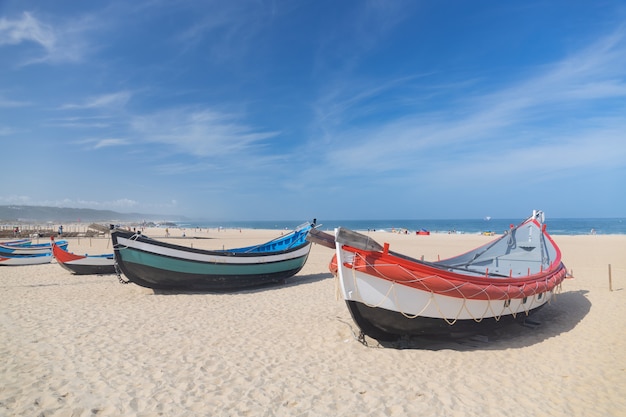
[2,219,625,237]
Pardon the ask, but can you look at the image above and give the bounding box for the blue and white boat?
[0,252,52,266]
[0,239,68,255]
[0,238,32,247]
[112,221,316,291]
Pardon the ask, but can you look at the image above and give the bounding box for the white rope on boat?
[343,250,564,324]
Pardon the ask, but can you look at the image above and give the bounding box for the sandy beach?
[1,228,625,417]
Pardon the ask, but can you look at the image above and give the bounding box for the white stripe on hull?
[64,257,114,266]
[0,256,52,266]
[116,236,310,265]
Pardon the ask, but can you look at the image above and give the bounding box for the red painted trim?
[52,242,85,263]
[344,250,566,300]
[335,217,567,301]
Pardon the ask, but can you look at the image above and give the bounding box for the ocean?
[179,217,626,235]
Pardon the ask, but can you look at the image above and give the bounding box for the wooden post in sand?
[608,264,613,292]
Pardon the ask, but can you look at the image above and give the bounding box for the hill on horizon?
[0,205,186,223]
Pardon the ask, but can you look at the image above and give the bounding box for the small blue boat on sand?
[0,238,32,247]
[0,252,52,266]
[0,239,68,255]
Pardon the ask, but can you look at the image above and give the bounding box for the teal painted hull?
[119,248,308,276]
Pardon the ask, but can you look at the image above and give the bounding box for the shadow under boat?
[364,290,591,351]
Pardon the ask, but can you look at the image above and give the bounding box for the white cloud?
[0,12,55,50]
[312,26,626,181]
[0,195,33,205]
[40,198,139,210]
[93,138,129,149]
[131,107,279,157]
[60,91,132,110]
[69,137,130,150]
[0,11,96,65]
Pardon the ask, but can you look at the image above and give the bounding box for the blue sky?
[1,1,625,221]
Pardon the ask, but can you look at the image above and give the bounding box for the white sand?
[1,229,625,416]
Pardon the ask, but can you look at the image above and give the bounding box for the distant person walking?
[58,225,63,236]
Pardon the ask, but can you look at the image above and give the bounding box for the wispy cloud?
[0,94,30,108]
[0,11,94,65]
[45,197,179,213]
[312,0,415,76]
[0,195,180,214]
[312,26,626,182]
[59,91,132,110]
[0,12,55,50]
[73,137,130,150]
[93,138,129,149]
[0,195,33,205]
[131,107,280,157]
[313,74,427,129]
[46,198,140,210]
[173,2,271,61]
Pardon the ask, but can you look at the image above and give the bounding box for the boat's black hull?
[346,300,545,341]
[57,261,116,275]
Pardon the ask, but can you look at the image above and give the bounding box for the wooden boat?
[312,210,567,341]
[0,252,52,266]
[51,239,116,275]
[111,221,315,291]
[0,239,68,255]
[0,238,32,246]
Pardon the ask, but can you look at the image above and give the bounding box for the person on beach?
[58,225,63,236]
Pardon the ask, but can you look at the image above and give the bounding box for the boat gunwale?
[337,217,565,286]
[111,229,312,259]
[340,245,566,286]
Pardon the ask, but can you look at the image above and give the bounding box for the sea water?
[181,217,626,235]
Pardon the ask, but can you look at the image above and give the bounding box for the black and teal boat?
[111,221,315,291]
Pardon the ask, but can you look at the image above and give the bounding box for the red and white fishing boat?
[311,210,567,341]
